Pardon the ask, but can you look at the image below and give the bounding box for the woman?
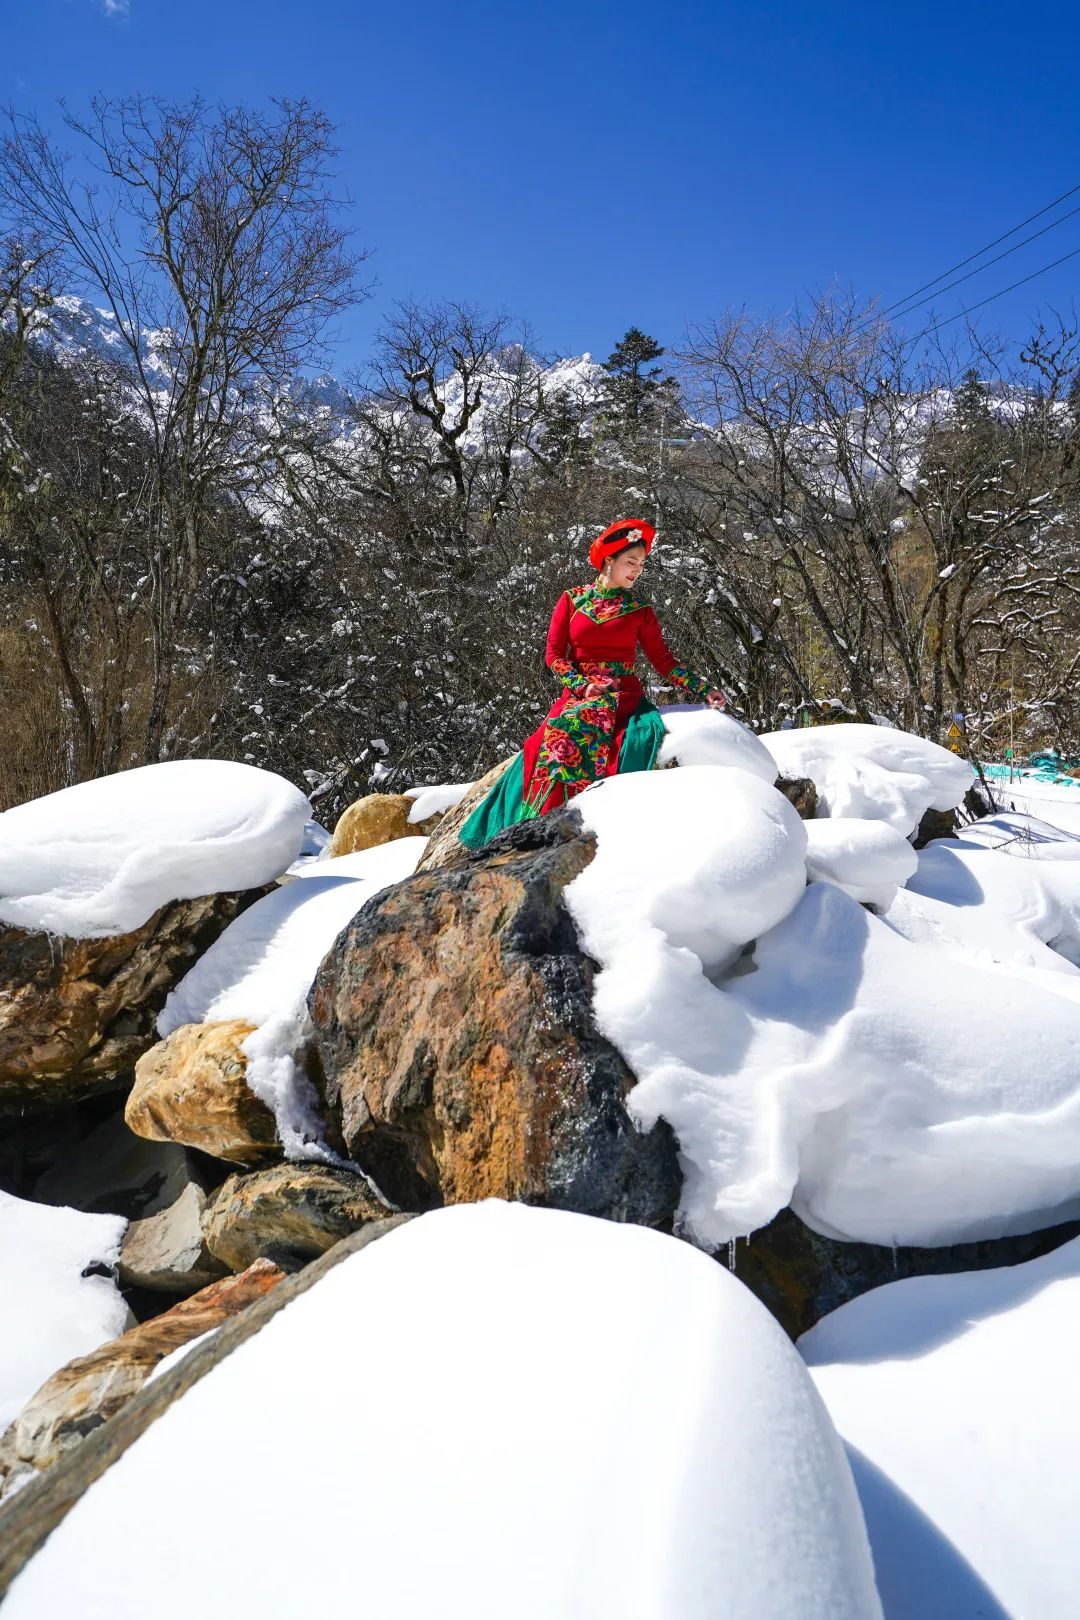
[459,518,726,848]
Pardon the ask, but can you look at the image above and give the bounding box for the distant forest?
[2,97,1078,819]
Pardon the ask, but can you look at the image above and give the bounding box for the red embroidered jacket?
[545,583,712,700]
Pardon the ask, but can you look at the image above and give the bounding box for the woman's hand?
[705,689,727,710]
[584,676,616,699]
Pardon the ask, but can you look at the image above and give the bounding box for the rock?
[33,1108,200,1218]
[203,1162,388,1271]
[731,1206,1080,1339]
[0,888,266,1115]
[0,1215,411,1595]
[118,1170,226,1295]
[330,793,441,858]
[774,775,819,818]
[310,812,681,1225]
[125,1021,280,1166]
[0,1260,285,1495]
[415,757,514,872]
[913,804,959,846]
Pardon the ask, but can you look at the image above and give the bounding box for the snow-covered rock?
[158,839,425,1156]
[4,1203,884,1620]
[404,781,474,822]
[762,724,974,836]
[566,758,1080,1248]
[801,1236,1080,1620]
[0,761,309,938]
[0,1192,130,1431]
[658,708,779,782]
[804,818,918,908]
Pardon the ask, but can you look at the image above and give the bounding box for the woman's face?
[606,543,647,589]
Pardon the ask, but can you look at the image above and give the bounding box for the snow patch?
[762,724,974,836]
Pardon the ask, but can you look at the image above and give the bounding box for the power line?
[876,181,1080,320]
[920,242,1080,334]
[884,203,1080,323]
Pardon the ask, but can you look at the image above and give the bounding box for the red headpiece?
[588,518,656,571]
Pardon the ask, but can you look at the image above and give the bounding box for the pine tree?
[598,327,679,434]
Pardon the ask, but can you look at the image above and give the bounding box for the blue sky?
[6,0,1079,371]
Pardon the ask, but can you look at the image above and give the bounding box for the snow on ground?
[0,761,310,938]
[158,838,425,1158]
[0,1191,129,1432]
[983,770,1080,837]
[5,1203,883,1620]
[762,723,974,836]
[801,1237,1080,1620]
[404,781,474,821]
[568,757,1080,1248]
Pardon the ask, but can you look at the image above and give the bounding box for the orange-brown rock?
[125,1020,280,1165]
[0,888,266,1114]
[0,1259,285,1494]
[329,792,441,858]
[414,758,513,872]
[309,812,680,1224]
[203,1161,388,1271]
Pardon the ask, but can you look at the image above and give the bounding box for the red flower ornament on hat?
[588,517,656,571]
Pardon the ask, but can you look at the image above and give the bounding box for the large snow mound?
[567,762,1080,1247]
[762,724,974,836]
[801,1236,1080,1619]
[0,1191,129,1431]
[0,761,310,937]
[159,838,425,1157]
[5,1203,883,1620]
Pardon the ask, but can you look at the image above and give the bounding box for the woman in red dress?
[459,518,726,848]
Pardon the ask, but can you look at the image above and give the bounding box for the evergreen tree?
[599,327,679,434]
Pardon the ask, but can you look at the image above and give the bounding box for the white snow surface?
[567,756,1080,1247]
[0,1191,129,1430]
[158,838,424,1158]
[0,761,309,937]
[5,1203,883,1620]
[986,773,1080,837]
[658,708,778,782]
[404,781,474,821]
[801,1237,1080,1619]
[762,724,974,835]
[804,818,918,908]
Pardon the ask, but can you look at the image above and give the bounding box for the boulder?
[203,1162,388,1271]
[309,812,680,1225]
[118,1170,226,1296]
[330,793,441,858]
[0,1259,285,1496]
[0,888,265,1115]
[125,1021,280,1166]
[774,775,819,819]
[0,1215,411,1596]
[414,757,514,872]
[731,1207,1080,1339]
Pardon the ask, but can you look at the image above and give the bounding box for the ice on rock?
[804,818,918,908]
[0,1190,130,1431]
[658,708,778,782]
[0,760,310,938]
[159,838,425,1157]
[762,723,974,836]
[5,1203,884,1620]
[801,1236,1080,1620]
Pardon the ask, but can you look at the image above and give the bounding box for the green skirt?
[458,697,665,851]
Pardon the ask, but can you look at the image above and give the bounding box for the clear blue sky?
[6,0,1079,370]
